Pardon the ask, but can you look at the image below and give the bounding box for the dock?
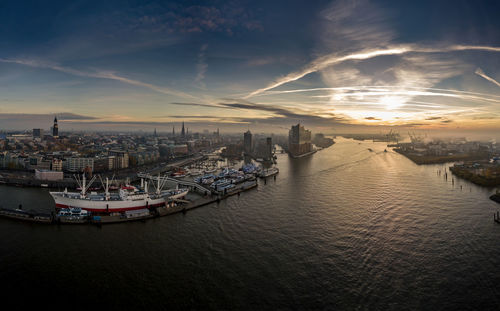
[0,180,258,226]
[0,206,53,224]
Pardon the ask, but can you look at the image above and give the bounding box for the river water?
[1,137,499,310]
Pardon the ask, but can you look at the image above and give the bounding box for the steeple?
[172,126,175,137]
[181,121,185,137]
[52,115,59,138]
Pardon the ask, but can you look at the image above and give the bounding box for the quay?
[0,180,258,226]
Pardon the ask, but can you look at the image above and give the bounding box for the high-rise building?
[255,137,273,160]
[288,123,313,157]
[52,116,59,138]
[266,137,273,160]
[244,130,252,155]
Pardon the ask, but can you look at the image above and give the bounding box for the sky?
[0,0,499,135]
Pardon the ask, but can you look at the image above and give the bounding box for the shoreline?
[393,148,489,165]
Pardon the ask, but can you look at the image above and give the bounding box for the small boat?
[367,148,374,152]
[258,167,279,178]
[57,207,90,224]
[204,167,217,174]
[384,149,388,152]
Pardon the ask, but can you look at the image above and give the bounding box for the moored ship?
[50,175,188,213]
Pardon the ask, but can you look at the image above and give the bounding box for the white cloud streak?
[475,68,500,88]
[0,58,197,100]
[245,45,500,98]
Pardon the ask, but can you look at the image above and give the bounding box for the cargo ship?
[50,175,188,213]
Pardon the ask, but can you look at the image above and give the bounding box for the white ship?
[50,174,188,213]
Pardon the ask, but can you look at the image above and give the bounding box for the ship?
[50,174,188,213]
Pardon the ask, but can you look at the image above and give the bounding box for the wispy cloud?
[0,58,197,100]
[195,44,208,88]
[475,68,500,88]
[245,45,500,98]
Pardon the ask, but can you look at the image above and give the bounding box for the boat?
[258,167,279,178]
[190,169,203,176]
[0,207,53,223]
[384,149,388,152]
[57,207,90,224]
[204,167,217,174]
[50,174,189,214]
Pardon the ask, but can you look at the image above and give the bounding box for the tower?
[172,126,175,137]
[181,122,185,137]
[244,130,252,155]
[52,116,59,138]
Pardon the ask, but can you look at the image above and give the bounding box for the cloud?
[365,117,381,120]
[0,58,197,100]
[217,98,347,125]
[169,102,219,108]
[130,3,263,35]
[0,113,97,121]
[0,113,98,130]
[244,0,500,99]
[475,68,500,88]
[245,44,500,98]
[195,44,208,88]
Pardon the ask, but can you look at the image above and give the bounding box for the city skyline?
[0,0,499,134]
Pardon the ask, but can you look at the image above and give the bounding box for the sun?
[380,96,405,110]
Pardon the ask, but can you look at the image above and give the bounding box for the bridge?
[137,173,212,195]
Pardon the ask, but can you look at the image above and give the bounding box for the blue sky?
[0,0,499,133]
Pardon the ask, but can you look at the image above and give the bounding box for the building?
[52,116,59,138]
[244,130,253,155]
[51,158,63,171]
[288,123,313,157]
[64,157,94,172]
[255,137,273,160]
[33,128,44,140]
[108,150,129,169]
[181,122,185,137]
[35,169,63,181]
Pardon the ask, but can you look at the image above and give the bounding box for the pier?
[0,180,258,226]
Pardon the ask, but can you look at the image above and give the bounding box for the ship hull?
[50,189,188,213]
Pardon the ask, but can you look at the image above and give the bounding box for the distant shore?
[393,148,489,165]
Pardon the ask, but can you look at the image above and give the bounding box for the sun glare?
[380,96,406,110]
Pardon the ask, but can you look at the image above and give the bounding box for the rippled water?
[1,137,499,309]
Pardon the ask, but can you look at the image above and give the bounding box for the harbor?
[0,158,268,225]
[2,137,499,310]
